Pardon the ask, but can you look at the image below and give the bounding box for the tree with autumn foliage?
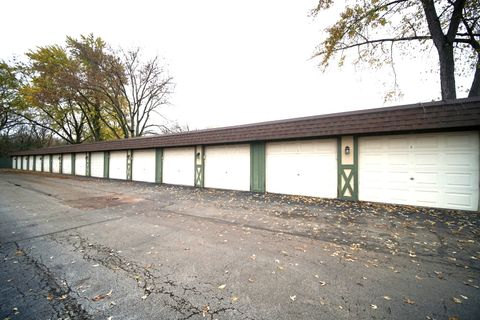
[2,34,176,145]
[312,0,479,99]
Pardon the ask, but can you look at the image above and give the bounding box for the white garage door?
[63,154,72,174]
[35,156,42,171]
[90,152,104,178]
[43,155,50,172]
[52,154,61,173]
[75,153,87,176]
[29,156,34,171]
[266,139,337,198]
[359,131,479,211]
[205,144,250,191]
[163,147,194,186]
[132,149,155,183]
[110,151,127,180]
[12,157,16,169]
[22,157,28,170]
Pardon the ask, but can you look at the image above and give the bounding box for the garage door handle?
[410,177,414,180]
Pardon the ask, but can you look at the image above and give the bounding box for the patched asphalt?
[0,169,479,319]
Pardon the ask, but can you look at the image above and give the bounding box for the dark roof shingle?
[11,97,480,156]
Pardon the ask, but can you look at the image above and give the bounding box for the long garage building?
[10,98,480,211]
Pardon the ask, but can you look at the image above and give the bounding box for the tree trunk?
[468,54,480,97]
[437,44,457,100]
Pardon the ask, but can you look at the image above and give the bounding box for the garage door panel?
[52,155,60,173]
[75,153,86,176]
[132,149,155,183]
[163,147,194,186]
[266,140,337,198]
[63,154,72,174]
[91,152,104,178]
[110,151,127,180]
[43,157,50,172]
[35,157,42,171]
[204,144,250,191]
[359,131,479,211]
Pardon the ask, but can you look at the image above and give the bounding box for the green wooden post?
[104,151,110,178]
[59,154,63,174]
[155,148,163,184]
[250,142,266,192]
[41,155,44,172]
[86,153,91,176]
[194,146,204,187]
[127,150,133,180]
[72,153,76,175]
[33,155,36,171]
[337,136,358,200]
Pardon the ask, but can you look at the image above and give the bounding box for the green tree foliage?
[312,0,480,99]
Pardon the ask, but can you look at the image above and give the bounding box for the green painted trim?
[353,136,359,200]
[33,155,36,171]
[250,142,266,193]
[49,155,53,173]
[41,155,44,172]
[59,154,63,174]
[104,151,110,178]
[155,148,163,184]
[127,150,133,180]
[337,137,359,201]
[86,153,91,176]
[72,153,76,175]
[337,138,342,198]
[194,146,204,187]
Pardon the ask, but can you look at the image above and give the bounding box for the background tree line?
[1,34,182,156]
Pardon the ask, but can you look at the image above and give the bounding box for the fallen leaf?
[452,297,462,304]
[290,295,296,301]
[202,304,210,317]
[460,295,468,300]
[404,298,415,305]
[92,290,113,302]
[218,284,226,290]
[383,296,391,300]
[92,264,99,267]
[371,304,378,310]
[231,296,238,302]
[319,281,326,286]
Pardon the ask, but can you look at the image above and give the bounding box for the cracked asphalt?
[1,169,479,320]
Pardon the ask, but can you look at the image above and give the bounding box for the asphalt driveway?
[0,170,479,319]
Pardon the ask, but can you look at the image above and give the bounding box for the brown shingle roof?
[11,97,480,156]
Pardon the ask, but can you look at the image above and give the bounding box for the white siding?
[35,156,42,171]
[63,154,72,174]
[90,152,104,178]
[28,156,34,171]
[163,147,194,186]
[12,157,16,169]
[43,155,50,172]
[204,144,250,191]
[359,131,479,211]
[266,139,337,198]
[132,149,156,183]
[52,154,61,173]
[75,153,87,176]
[109,151,127,180]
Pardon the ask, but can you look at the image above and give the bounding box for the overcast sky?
[1,0,470,130]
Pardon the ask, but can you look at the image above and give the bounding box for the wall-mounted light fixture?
[344,146,351,155]
[196,152,201,158]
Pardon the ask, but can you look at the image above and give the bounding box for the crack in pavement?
[53,233,256,320]
[0,242,91,320]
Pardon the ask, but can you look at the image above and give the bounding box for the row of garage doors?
[12,131,480,211]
